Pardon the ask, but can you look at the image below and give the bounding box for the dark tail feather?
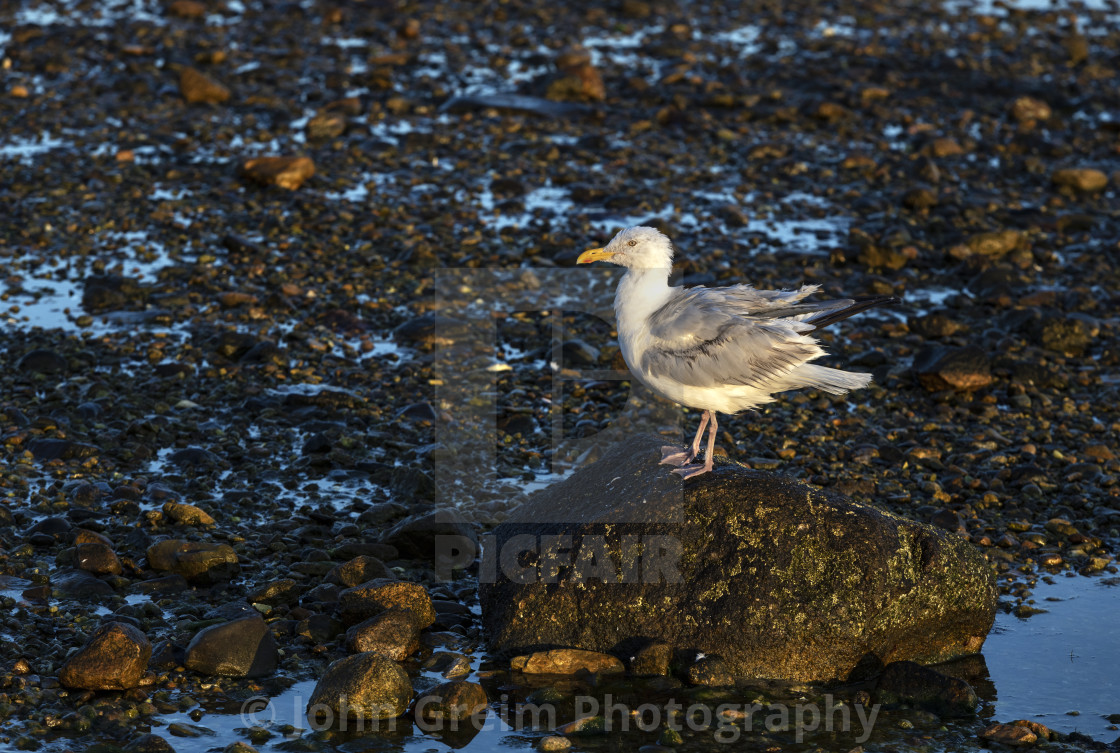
[807,295,900,330]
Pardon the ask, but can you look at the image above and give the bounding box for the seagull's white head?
[576,226,674,270]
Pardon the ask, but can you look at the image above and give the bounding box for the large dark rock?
[873,660,979,716]
[146,539,239,584]
[479,435,997,683]
[183,614,277,677]
[307,652,413,720]
[59,622,151,690]
[380,509,477,560]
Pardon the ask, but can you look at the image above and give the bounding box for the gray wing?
[641,285,828,389]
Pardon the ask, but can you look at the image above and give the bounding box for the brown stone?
[76,543,123,576]
[929,137,965,158]
[146,539,239,583]
[1010,96,1050,122]
[74,529,113,546]
[179,67,230,104]
[511,649,625,675]
[162,501,215,526]
[345,609,421,660]
[329,555,393,587]
[980,722,1037,746]
[630,640,672,676]
[240,157,316,190]
[1052,168,1108,193]
[913,346,993,392]
[59,622,151,690]
[168,0,207,18]
[338,579,435,627]
[415,681,487,724]
[307,652,413,719]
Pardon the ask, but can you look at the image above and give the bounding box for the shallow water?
[983,575,1120,741]
[95,573,1117,752]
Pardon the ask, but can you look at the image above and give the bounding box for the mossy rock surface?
[479,435,997,682]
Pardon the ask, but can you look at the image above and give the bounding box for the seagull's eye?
[628,240,637,247]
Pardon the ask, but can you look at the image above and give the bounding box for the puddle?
[983,575,1120,741]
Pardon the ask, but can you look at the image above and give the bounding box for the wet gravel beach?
[2,0,1120,750]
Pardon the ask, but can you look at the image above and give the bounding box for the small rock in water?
[874,660,978,716]
[539,735,572,751]
[240,156,315,190]
[308,652,413,719]
[511,649,625,675]
[414,680,487,723]
[180,66,231,104]
[124,734,176,753]
[59,622,152,690]
[184,614,278,677]
[980,722,1037,746]
[423,652,472,678]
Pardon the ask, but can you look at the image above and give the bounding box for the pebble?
[422,652,472,678]
[162,501,216,526]
[1052,168,1108,194]
[179,67,230,104]
[912,345,994,391]
[1010,96,1051,122]
[240,157,316,190]
[167,0,207,18]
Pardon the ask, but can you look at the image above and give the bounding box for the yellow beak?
[576,247,614,264]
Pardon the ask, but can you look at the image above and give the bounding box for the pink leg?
[661,411,710,467]
[673,412,718,479]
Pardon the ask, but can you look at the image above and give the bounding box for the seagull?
[577,226,898,479]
